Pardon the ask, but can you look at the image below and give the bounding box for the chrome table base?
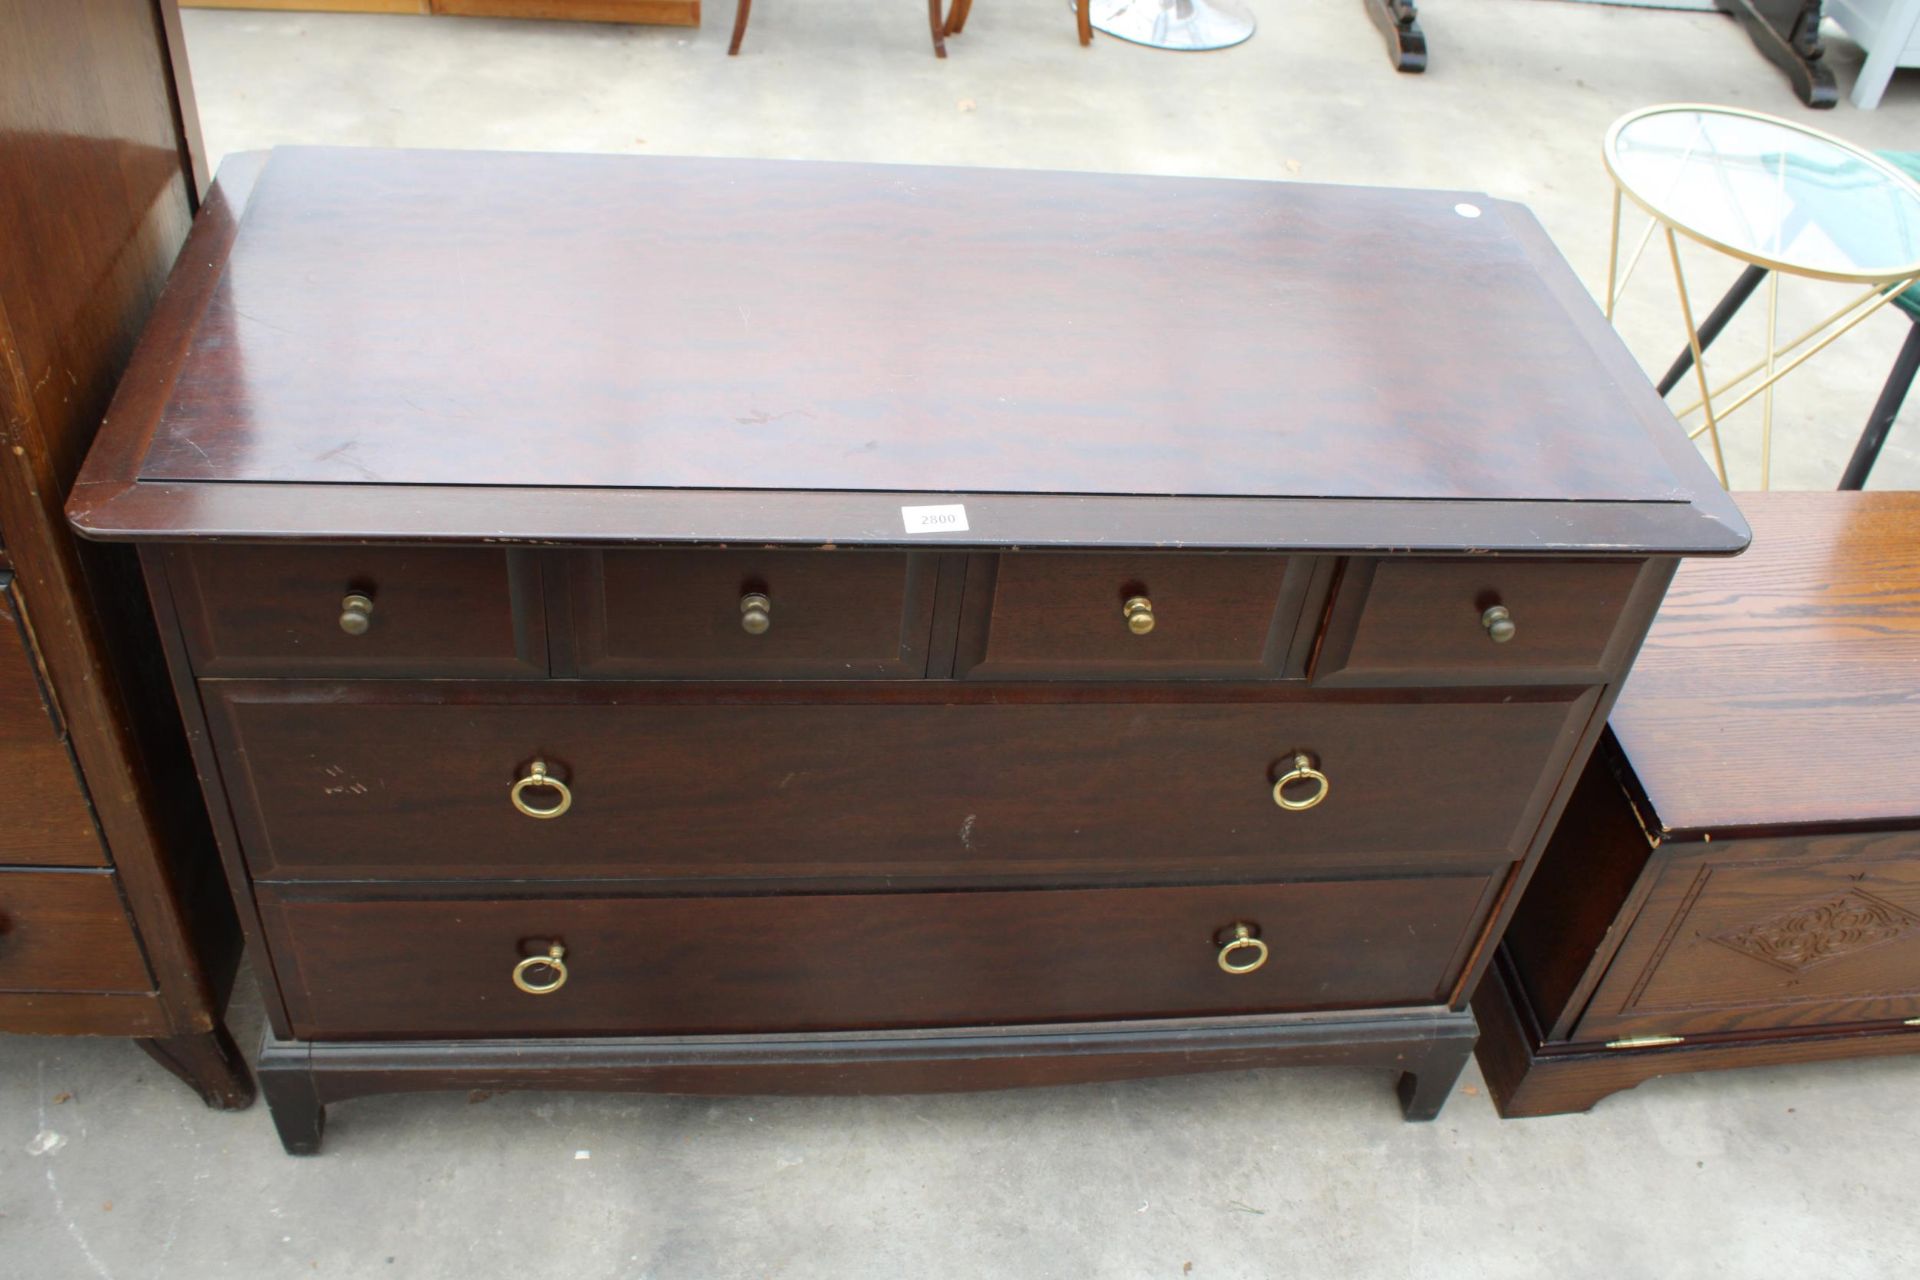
[1086,0,1255,50]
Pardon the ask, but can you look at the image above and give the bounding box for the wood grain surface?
[1612,491,1920,834]
[134,149,1692,503]
[0,869,151,993]
[204,681,1589,882]
[257,876,1494,1038]
[0,579,107,867]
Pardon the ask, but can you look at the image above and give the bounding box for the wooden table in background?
[183,0,699,29]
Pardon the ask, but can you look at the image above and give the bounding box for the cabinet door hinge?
[1605,1034,1686,1050]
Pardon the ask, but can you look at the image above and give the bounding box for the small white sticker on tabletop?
[901,504,969,533]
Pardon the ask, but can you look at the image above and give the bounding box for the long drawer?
[205,682,1596,882]
[258,873,1498,1039]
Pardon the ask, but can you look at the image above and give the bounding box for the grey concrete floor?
[7,3,1920,1276]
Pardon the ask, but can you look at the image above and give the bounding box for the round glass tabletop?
[1604,105,1920,282]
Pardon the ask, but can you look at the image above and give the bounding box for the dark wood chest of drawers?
[69,147,1747,1152]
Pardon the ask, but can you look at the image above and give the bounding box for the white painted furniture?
[1830,0,1920,107]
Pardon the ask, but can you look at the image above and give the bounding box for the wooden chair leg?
[1077,0,1093,45]
[945,0,973,37]
[929,0,948,55]
[729,0,751,54]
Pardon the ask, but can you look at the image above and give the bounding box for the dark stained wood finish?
[1314,557,1647,686]
[258,876,1494,1040]
[1475,947,1920,1118]
[1574,829,1920,1041]
[0,870,151,993]
[205,682,1593,882]
[1611,491,1920,837]
[166,544,546,677]
[0,0,251,1107]
[127,151,1685,505]
[68,150,1748,555]
[75,148,1747,1148]
[956,553,1307,680]
[136,1024,255,1110]
[1479,493,1920,1117]
[1497,738,1658,1043]
[260,1009,1479,1153]
[560,549,942,679]
[0,577,107,867]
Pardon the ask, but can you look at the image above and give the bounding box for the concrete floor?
[7,3,1920,1276]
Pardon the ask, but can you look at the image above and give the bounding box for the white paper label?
[901,503,969,534]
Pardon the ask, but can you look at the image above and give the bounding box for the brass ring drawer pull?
[339,593,374,636]
[512,943,569,995]
[1481,604,1516,643]
[740,592,771,635]
[1217,923,1269,975]
[510,760,572,819]
[1123,595,1155,635]
[1271,752,1330,811]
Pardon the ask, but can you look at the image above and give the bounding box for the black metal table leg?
[1840,319,1920,489]
[1657,264,1771,397]
[1715,0,1838,108]
[1363,0,1426,72]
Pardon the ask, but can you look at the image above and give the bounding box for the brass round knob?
[1481,604,1516,644]
[510,760,572,819]
[1272,752,1330,811]
[1217,924,1269,975]
[740,592,771,635]
[1123,595,1155,635]
[339,594,374,636]
[512,943,569,995]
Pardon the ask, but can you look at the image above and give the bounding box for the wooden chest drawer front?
[958,554,1306,679]
[207,685,1592,882]
[261,875,1495,1039]
[1315,558,1646,686]
[562,550,941,679]
[1575,833,1920,1042]
[0,870,151,994]
[0,579,107,868]
[167,545,545,678]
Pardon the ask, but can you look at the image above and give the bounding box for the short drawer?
[205,682,1594,882]
[165,545,545,678]
[259,874,1497,1039]
[1314,557,1648,686]
[560,549,944,679]
[956,554,1307,680]
[0,870,151,994]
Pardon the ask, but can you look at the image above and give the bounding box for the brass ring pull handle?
[1123,595,1155,635]
[1217,923,1269,975]
[740,592,772,635]
[339,593,374,636]
[1481,604,1516,644]
[512,943,569,995]
[510,760,572,819]
[1272,752,1330,811]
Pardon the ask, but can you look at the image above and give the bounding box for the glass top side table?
[1602,104,1920,488]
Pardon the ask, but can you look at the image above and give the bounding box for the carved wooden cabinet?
[1476,492,1920,1115]
[0,0,250,1107]
[69,148,1746,1152]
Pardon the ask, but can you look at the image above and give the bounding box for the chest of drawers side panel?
[141,544,299,1038]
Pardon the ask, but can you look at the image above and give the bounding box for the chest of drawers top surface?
[69,147,1745,555]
